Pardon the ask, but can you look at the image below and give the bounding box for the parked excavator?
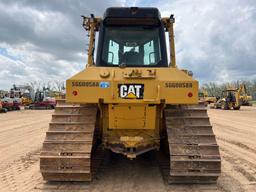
[40,7,221,184]
[28,88,56,109]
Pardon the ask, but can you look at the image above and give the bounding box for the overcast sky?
[0,0,256,90]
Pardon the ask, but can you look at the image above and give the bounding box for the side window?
[108,40,119,65]
[144,40,155,65]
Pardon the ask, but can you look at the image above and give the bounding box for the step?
[52,114,96,123]
[169,144,220,156]
[46,131,93,141]
[41,172,92,181]
[169,172,220,177]
[170,159,221,170]
[40,156,91,169]
[41,169,90,174]
[42,141,92,152]
[49,122,95,131]
[40,151,91,157]
[167,134,217,144]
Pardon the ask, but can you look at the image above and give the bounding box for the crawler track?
[164,103,221,183]
[40,99,101,181]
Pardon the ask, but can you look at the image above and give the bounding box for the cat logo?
[119,84,144,99]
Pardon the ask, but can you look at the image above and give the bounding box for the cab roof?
[103,7,161,26]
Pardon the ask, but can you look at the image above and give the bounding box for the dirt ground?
[0,106,256,192]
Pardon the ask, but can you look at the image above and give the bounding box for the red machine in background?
[27,88,56,109]
[0,101,7,113]
[1,97,21,111]
[0,86,22,111]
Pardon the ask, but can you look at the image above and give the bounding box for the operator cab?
[96,7,168,67]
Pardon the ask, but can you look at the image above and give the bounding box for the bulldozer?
[199,89,217,106]
[40,7,221,184]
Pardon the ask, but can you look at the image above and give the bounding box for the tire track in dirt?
[217,137,256,155]
[210,107,256,192]
[0,149,41,192]
[0,110,52,192]
[1,107,256,192]
[0,123,47,149]
[0,111,52,134]
[220,147,256,181]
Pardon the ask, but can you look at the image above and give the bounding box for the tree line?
[28,80,65,92]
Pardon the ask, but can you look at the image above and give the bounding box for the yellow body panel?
[21,97,33,106]
[66,67,197,157]
[66,67,198,104]
[108,104,156,129]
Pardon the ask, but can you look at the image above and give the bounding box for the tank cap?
[100,69,110,78]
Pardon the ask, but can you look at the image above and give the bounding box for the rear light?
[188,92,193,97]
[72,90,78,96]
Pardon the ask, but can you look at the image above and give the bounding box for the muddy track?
[0,106,256,192]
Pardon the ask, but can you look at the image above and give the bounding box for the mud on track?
[0,107,256,192]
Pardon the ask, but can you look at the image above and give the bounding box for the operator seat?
[122,51,140,65]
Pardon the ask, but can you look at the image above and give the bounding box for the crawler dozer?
[40,7,221,183]
[199,90,217,106]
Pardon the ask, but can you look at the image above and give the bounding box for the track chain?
[164,103,221,183]
[40,99,102,181]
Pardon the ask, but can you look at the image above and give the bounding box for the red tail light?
[188,92,193,97]
[72,90,78,96]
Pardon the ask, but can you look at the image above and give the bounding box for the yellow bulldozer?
[40,7,221,184]
[199,89,217,106]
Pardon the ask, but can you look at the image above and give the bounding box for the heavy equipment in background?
[40,7,221,184]
[239,84,252,106]
[214,87,241,110]
[0,97,21,111]
[0,90,8,98]
[199,89,217,105]
[12,85,57,109]
[213,84,252,110]
[0,101,7,113]
[12,84,35,106]
[0,86,22,111]
[28,88,56,109]
[49,90,66,100]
